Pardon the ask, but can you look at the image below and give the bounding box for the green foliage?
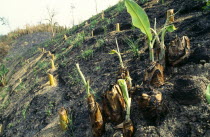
[15,82,26,92]
[66,38,72,45]
[117,79,131,119]
[44,44,48,47]
[0,98,10,110]
[125,38,140,57]
[22,105,29,119]
[206,84,210,104]
[33,60,50,75]
[80,49,93,60]
[67,67,81,86]
[45,101,54,116]
[203,0,210,10]
[125,0,176,63]
[95,66,101,70]
[90,20,98,30]
[118,79,129,104]
[0,64,8,78]
[61,48,66,51]
[104,18,111,24]
[95,38,105,48]
[67,113,75,137]
[116,1,125,12]
[73,32,85,48]
[37,61,49,70]
[125,0,152,41]
[7,122,14,128]
[102,25,108,34]
[0,86,10,99]
[0,64,9,85]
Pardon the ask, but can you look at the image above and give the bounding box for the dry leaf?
[144,62,164,87]
[103,84,126,124]
[87,94,104,137]
[117,67,132,90]
[168,36,190,66]
[123,119,134,137]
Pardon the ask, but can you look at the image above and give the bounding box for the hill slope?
[0,0,210,137]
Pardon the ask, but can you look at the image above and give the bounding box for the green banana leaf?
[125,0,152,41]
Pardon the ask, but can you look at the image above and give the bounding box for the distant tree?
[0,17,11,33]
[0,17,7,25]
[45,8,58,37]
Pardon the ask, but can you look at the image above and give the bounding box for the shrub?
[80,49,93,60]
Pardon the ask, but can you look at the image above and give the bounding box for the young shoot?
[118,79,131,120]
[76,63,90,96]
[109,38,124,68]
[125,0,176,64]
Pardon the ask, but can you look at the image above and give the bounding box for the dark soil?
[0,0,209,137]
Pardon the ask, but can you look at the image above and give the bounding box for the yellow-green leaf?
[109,50,118,54]
[125,0,152,41]
[166,25,177,32]
[117,79,129,103]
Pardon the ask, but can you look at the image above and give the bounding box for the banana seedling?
[58,107,69,131]
[109,38,132,90]
[116,79,133,137]
[76,63,104,137]
[124,0,176,87]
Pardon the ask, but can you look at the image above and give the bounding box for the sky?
[0,0,120,35]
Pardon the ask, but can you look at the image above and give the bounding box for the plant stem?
[126,98,131,120]
[115,38,124,68]
[148,41,155,62]
[76,63,90,96]
[159,29,166,63]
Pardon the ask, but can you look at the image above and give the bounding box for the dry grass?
[0,23,67,62]
[7,24,67,39]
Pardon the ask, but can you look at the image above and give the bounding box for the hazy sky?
[0,0,119,35]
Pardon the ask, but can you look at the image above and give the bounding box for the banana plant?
[109,38,125,68]
[124,0,176,65]
[117,79,133,137]
[109,38,132,90]
[76,63,104,137]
